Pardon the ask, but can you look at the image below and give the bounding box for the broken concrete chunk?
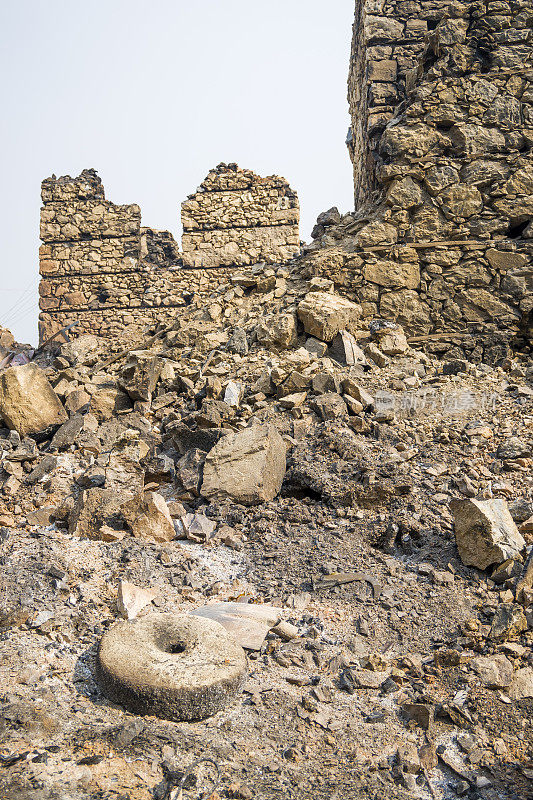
[297,292,361,342]
[121,491,176,543]
[117,580,157,620]
[201,424,286,505]
[451,498,526,570]
[0,363,68,437]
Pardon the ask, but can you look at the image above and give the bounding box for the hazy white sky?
[1,0,355,344]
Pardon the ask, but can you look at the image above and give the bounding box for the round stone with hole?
[96,613,247,721]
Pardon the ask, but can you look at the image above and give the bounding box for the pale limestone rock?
[191,602,282,650]
[298,292,361,342]
[508,668,533,700]
[329,330,366,366]
[439,185,483,219]
[122,491,176,543]
[386,177,423,208]
[117,580,157,620]
[201,424,286,505]
[0,363,68,437]
[373,325,409,355]
[356,221,398,248]
[451,498,526,569]
[224,380,243,407]
[89,385,133,421]
[255,313,298,350]
[470,654,513,688]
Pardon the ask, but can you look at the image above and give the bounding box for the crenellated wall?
[38,165,300,343]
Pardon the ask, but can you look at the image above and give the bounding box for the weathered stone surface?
[117,580,157,620]
[255,314,298,350]
[372,324,408,355]
[508,668,533,701]
[96,613,247,721]
[120,353,163,403]
[90,385,133,421]
[191,602,282,650]
[311,393,347,421]
[386,177,423,209]
[121,492,175,543]
[451,498,526,570]
[181,164,299,268]
[69,487,131,541]
[364,260,420,291]
[329,330,366,366]
[489,604,527,641]
[470,654,513,688]
[201,424,286,505]
[0,364,68,437]
[298,292,361,342]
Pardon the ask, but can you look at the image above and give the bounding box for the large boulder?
[450,498,526,569]
[297,292,361,342]
[201,424,286,505]
[0,363,68,437]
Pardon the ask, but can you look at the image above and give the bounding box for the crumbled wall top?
[181,163,300,268]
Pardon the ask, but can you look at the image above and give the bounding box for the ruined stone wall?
[39,165,300,343]
[348,0,439,206]
[181,163,300,268]
[326,0,533,338]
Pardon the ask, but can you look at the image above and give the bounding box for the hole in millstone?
[507,219,531,239]
[168,643,186,655]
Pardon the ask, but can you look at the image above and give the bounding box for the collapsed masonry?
[313,0,532,343]
[38,165,300,344]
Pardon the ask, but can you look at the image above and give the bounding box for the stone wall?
[347,0,437,206]
[317,0,532,340]
[38,165,300,344]
[181,163,300,267]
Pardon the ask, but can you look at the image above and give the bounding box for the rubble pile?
[1,0,533,797]
[1,266,532,799]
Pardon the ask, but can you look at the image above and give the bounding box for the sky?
[0,0,355,345]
